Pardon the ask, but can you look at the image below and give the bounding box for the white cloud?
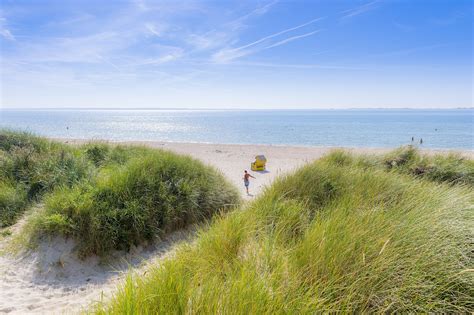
[17,32,123,64]
[226,0,278,31]
[125,44,185,67]
[340,0,380,20]
[186,31,234,50]
[145,22,167,37]
[0,17,15,41]
[184,1,278,52]
[212,17,323,63]
[263,30,321,50]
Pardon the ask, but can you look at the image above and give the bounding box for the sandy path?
[140,142,391,199]
[1,140,471,314]
[0,226,194,314]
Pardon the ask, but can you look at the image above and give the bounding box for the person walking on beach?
[243,170,255,195]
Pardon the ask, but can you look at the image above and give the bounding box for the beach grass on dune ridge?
[0,130,241,255]
[1,129,471,230]
[380,146,473,185]
[94,151,474,313]
[31,151,240,256]
[0,130,148,227]
[0,130,90,227]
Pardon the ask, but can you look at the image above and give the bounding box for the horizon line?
[1,107,473,111]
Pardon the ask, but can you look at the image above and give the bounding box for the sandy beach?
[57,139,474,199]
[0,140,472,314]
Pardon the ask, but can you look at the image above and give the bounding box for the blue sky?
[0,0,472,109]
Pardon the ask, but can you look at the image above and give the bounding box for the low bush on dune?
[96,151,473,313]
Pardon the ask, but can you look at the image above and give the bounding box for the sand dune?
[1,141,471,314]
[0,224,194,314]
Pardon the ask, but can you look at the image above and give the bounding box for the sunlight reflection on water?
[1,109,472,149]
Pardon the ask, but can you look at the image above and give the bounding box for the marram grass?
[32,150,240,256]
[0,130,241,256]
[94,152,474,313]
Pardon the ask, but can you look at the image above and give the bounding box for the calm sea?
[0,109,472,149]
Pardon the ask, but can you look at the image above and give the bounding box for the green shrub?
[96,154,473,313]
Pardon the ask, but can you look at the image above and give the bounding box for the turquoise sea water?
[0,109,472,149]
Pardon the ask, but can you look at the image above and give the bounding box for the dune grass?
[374,146,472,186]
[322,146,474,187]
[0,130,128,227]
[30,150,240,256]
[0,130,89,227]
[0,179,27,227]
[95,151,474,313]
[1,131,240,256]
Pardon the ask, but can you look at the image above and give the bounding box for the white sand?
[129,142,391,199]
[1,140,472,314]
[61,140,471,199]
[0,225,194,314]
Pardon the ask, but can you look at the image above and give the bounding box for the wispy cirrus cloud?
[145,22,168,37]
[125,44,185,67]
[264,29,321,50]
[226,61,365,70]
[226,0,278,31]
[46,13,95,27]
[0,16,15,41]
[184,1,278,52]
[16,32,124,64]
[212,17,323,63]
[340,0,380,20]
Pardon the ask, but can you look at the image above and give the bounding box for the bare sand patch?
[0,223,194,314]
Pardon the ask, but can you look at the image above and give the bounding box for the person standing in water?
[243,170,256,195]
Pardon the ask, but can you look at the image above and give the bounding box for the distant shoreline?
[54,137,474,154]
[2,107,473,111]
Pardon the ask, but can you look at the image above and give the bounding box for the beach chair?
[251,155,267,171]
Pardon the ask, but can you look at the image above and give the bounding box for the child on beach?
[243,170,256,195]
